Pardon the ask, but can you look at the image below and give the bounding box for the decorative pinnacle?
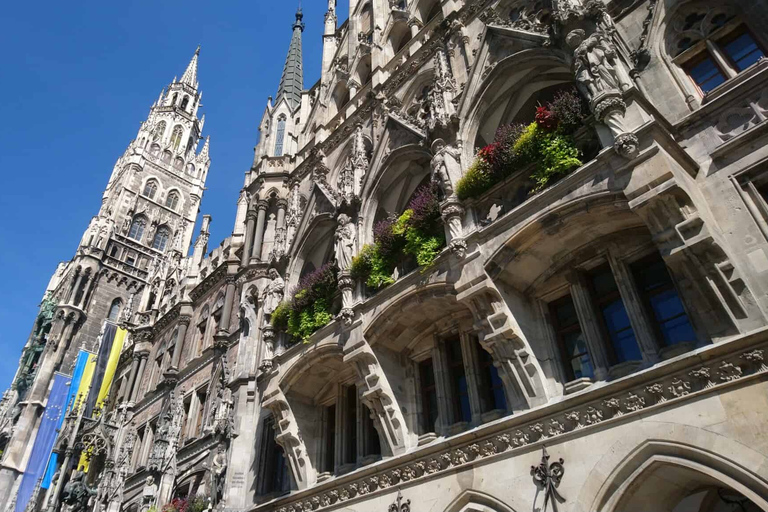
[180,46,200,88]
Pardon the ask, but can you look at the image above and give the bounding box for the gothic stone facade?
[5,0,768,511]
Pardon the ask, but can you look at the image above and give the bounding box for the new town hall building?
[2,0,768,511]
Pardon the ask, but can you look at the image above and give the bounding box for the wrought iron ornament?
[389,489,411,512]
[531,446,565,512]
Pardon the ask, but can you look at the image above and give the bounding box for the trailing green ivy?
[270,263,338,342]
[456,89,588,200]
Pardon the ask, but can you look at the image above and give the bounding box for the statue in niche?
[567,29,629,101]
[211,444,227,504]
[140,476,157,512]
[263,269,284,316]
[335,214,357,271]
[430,139,462,197]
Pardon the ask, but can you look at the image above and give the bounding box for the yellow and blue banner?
[40,350,95,489]
[14,373,70,512]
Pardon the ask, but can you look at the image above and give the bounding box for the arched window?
[108,299,122,322]
[161,151,172,163]
[180,96,189,111]
[174,157,184,169]
[170,125,184,152]
[186,163,196,177]
[668,4,765,94]
[274,116,286,157]
[128,216,147,241]
[171,93,178,106]
[143,179,158,199]
[152,121,166,142]
[165,191,180,210]
[149,143,160,156]
[152,227,170,252]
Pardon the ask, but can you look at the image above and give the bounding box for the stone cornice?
[252,327,768,512]
[189,263,228,301]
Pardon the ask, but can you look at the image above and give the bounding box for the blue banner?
[14,373,70,512]
[41,351,91,489]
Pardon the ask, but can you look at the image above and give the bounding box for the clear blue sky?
[0,0,349,389]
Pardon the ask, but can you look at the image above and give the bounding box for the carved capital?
[257,199,270,211]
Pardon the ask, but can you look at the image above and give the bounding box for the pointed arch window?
[170,125,184,152]
[180,96,190,111]
[128,216,147,241]
[143,179,158,199]
[108,298,122,322]
[152,227,171,252]
[152,121,166,142]
[186,163,196,177]
[274,116,286,157]
[165,191,180,210]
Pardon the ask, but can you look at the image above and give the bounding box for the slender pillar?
[67,274,84,305]
[276,199,287,230]
[568,273,611,380]
[129,355,148,403]
[124,356,140,403]
[241,208,257,266]
[250,200,269,263]
[170,316,190,369]
[218,278,237,334]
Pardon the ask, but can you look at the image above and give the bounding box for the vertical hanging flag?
[40,350,94,489]
[14,373,70,512]
[84,323,118,416]
[95,327,127,410]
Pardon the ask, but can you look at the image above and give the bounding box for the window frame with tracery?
[142,180,158,199]
[274,116,286,157]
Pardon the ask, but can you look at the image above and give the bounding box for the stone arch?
[443,489,518,512]
[359,143,432,245]
[576,424,768,512]
[388,20,412,56]
[286,214,336,290]
[459,48,575,161]
[415,0,442,24]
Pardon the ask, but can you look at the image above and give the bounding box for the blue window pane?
[274,118,286,157]
[723,32,764,71]
[649,289,697,345]
[601,300,642,362]
[489,365,506,410]
[457,375,471,422]
[688,57,726,92]
[563,331,594,379]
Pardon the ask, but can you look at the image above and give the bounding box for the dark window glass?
[631,254,696,346]
[419,359,438,432]
[445,337,471,423]
[686,56,726,93]
[128,217,146,241]
[362,402,380,457]
[722,31,764,71]
[550,295,594,380]
[261,417,289,495]
[323,405,335,473]
[477,346,506,412]
[590,264,642,363]
[345,386,357,465]
[757,180,768,204]
[107,299,121,322]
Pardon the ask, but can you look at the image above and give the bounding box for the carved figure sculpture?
[430,139,462,196]
[62,471,96,512]
[335,214,357,270]
[263,269,284,315]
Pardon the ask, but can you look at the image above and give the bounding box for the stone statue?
[430,139,462,196]
[140,476,157,512]
[62,471,96,512]
[334,214,357,270]
[263,269,284,316]
[211,445,227,503]
[567,29,630,101]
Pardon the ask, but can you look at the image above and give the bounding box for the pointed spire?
[180,46,200,88]
[275,8,305,110]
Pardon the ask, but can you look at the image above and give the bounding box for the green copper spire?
[275,7,305,110]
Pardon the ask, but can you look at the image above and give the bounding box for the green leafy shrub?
[458,90,587,200]
[352,186,446,287]
[271,263,338,342]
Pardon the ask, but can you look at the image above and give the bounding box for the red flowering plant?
[535,105,558,130]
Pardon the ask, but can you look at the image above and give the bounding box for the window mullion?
[458,331,484,424]
[606,251,662,364]
[430,338,452,435]
[706,39,738,78]
[568,273,612,379]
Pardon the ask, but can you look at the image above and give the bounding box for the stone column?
[568,273,611,380]
[169,316,190,370]
[241,207,257,266]
[218,278,237,334]
[441,196,466,257]
[123,356,140,403]
[458,331,484,423]
[250,200,269,264]
[67,273,84,305]
[130,355,148,403]
[276,199,287,231]
[430,339,453,435]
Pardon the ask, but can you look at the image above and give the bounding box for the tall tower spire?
[275,8,305,110]
[180,46,200,89]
